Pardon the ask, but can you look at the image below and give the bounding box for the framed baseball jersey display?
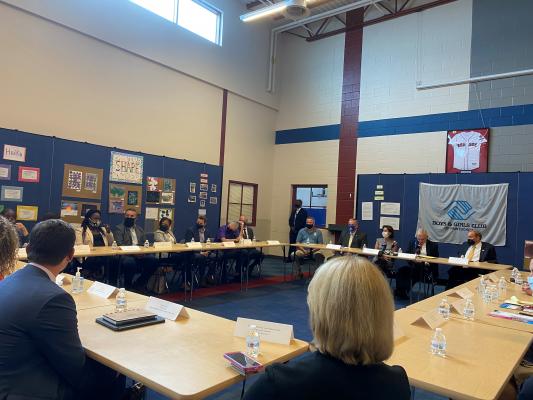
[446,129,489,173]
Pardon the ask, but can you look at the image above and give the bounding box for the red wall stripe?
[219,89,228,167]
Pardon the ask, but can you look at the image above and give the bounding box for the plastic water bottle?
[144,240,150,248]
[511,267,519,282]
[438,298,451,320]
[430,328,446,357]
[191,237,195,243]
[206,238,211,247]
[398,248,403,254]
[115,288,127,312]
[72,267,84,294]
[111,240,118,250]
[463,298,475,321]
[516,272,524,286]
[478,275,487,295]
[498,277,507,299]
[305,238,310,244]
[246,325,260,358]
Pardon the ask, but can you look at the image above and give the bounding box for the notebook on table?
[96,309,165,331]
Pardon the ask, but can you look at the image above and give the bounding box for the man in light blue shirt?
[294,217,325,278]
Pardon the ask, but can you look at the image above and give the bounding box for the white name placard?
[397,252,417,260]
[448,257,469,266]
[222,242,236,248]
[186,242,203,249]
[120,245,142,252]
[326,244,342,250]
[266,240,280,245]
[74,245,91,253]
[450,287,474,299]
[234,317,294,345]
[87,281,117,298]
[17,248,27,259]
[362,248,380,256]
[153,242,173,249]
[145,296,189,320]
[241,239,252,246]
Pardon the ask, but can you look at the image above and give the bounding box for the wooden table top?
[293,243,513,271]
[390,308,532,400]
[77,303,309,399]
[408,270,533,333]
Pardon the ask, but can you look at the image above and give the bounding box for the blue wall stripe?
[274,103,533,144]
[275,124,340,144]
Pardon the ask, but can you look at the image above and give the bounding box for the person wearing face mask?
[154,217,177,244]
[184,215,215,287]
[238,215,263,277]
[373,225,399,275]
[447,229,497,289]
[294,217,325,278]
[0,208,29,247]
[113,208,158,291]
[338,218,367,249]
[288,199,308,262]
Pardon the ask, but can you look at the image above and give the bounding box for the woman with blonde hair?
[243,256,410,400]
[0,216,20,280]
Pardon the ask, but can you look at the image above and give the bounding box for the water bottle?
[144,240,149,248]
[511,267,519,282]
[398,248,403,254]
[498,277,507,299]
[191,237,195,243]
[111,240,118,250]
[438,298,450,320]
[478,275,487,296]
[72,267,84,294]
[430,328,446,357]
[305,237,310,244]
[463,298,475,321]
[516,273,523,286]
[363,244,366,249]
[206,238,211,247]
[246,325,260,358]
[115,288,127,312]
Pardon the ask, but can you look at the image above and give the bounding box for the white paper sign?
[145,207,159,220]
[376,185,384,190]
[241,239,252,245]
[87,281,116,298]
[120,245,142,252]
[222,242,236,248]
[266,240,280,245]
[234,317,294,345]
[448,257,469,266]
[74,245,91,253]
[153,242,173,249]
[17,248,27,259]
[362,248,380,256]
[109,151,143,184]
[145,296,189,320]
[379,216,400,231]
[326,244,342,250]
[3,144,26,162]
[397,252,417,260]
[361,202,373,221]
[186,242,203,249]
[380,202,401,216]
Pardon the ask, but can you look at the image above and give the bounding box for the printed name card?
[74,245,91,253]
[326,244,342,250]
[487,273,499,283]
[222,242,236,248]
[185,242,203,249]
[153,242,173,249]
[362,248,380,256]
[241,239,253,246]
[397,252,417,260]
[266,240,280,245]
[87,281,117,298]
[145,296,189,320]
[449,287,474,299]
[55,274,71,287]
[412,309,446,330]
[120,246,142,252]
[448,257,469,266]
[17,248,27,259]
[451,299,466,315]
[393,320,406,342]
[234,317,294,345]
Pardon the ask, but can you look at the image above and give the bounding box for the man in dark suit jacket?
[288,199,307,261]
[184,215,215,286]
[338,218,367,249]
[239,215,263,276]
[0,219,122,400]
[447,229,497,289]
[113,208,157,290]
[395,229,439,299]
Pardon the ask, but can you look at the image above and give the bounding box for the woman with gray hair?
[243,256,410,400]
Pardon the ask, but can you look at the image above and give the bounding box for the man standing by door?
[288,199,307,262]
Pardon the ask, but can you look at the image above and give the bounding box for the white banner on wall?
[109,151,144,184]
[417,183,508,246]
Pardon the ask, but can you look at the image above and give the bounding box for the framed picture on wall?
[446,129,489,173]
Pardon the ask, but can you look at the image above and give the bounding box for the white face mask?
[382,231,390,239]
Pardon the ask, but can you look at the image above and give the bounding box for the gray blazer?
[113,223,146,246]
[0,265,86,399]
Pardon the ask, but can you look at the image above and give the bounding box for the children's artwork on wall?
[210,196,218,205]
[1,186,23,202]
[109,199,124,214]
[190,182,196,193]
[16,205,38,221]
[3,144,26,162]
[18,166,40,183]
[158,208,173,220]
[200,200,206,208]
[146,191,161,204]
[188,195,196,203]
[146,176,175,206]
[60,200,79,223]
[62,164,103,199]
[161,192,174,204]
[199,191,207,199]
[127,191,139,206]
[0,164,11,180]
[163,178,173,191]
[200,184,208,192]
[211,184,217,193]
[81,202,100,217]
[110,151,144,184]
[147,176,159,192]
[109,183,142,214]
[145,207,159,220]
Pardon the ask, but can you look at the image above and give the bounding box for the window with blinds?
[227,181,258,226]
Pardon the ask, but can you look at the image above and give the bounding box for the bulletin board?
[109,183,143,215]
[62,163,103,199]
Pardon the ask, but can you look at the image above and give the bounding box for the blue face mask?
[348,224,356,232]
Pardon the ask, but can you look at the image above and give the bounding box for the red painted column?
[219,89,228,167]
[335,9,363,224]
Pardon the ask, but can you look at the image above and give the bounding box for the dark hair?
[382,225,394,239]
[197,215,207,222]
[0,208,15,218]
[81,209,104,239]
[159,217,172,226]
[27,220,75,265]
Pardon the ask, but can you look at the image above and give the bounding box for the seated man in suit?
[238,215,263,277]
[447,229,497,289]
[113,208,158,291]
[216,221,246,283]
[294,217,325,278]
[184,215,215,287]
[395,229,439,299]
[0,219,123,399]
[339,218,367,249]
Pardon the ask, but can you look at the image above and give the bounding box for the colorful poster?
[1,186,23,202]
[147,176,159,192]
[127,191,139,206]
[84,173,98,193]
[163,179,173,191]
[209,196,218,205]
[146,191,161,203]
[67,170,83,191]
[0,164,11,180]
[109,151,144,184]
[109,199,125,214]
[62,164,103,199]
[109,183,142,214]
[60,201,78,217]
[16,205,38,221]
[18,166,40,183]
[161,192,174,204]
[3,144,26,162]
[446,129,489,173]
[158,208,173,220]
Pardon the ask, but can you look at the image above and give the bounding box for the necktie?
[466,244,476,261]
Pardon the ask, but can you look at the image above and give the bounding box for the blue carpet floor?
[145,258,446,400]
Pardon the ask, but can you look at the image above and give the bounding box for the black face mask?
[467,238,475,245]
[197,223,204,229]
[306,224,314,229]
[124,217,135,228]
[160,225,169,232]
[89,220,101,228]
